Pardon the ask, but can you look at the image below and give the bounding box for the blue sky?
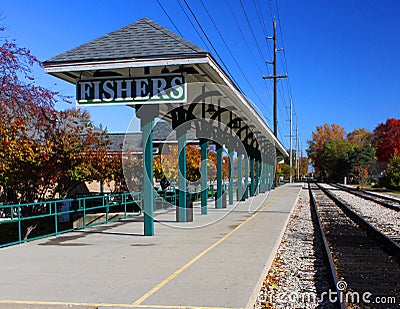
[1,0,399,154]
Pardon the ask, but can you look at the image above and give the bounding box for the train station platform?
[0,183,302,309]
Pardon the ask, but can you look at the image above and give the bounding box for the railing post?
[17,206,21,244]
[123,193,127,218]
[105,195,109,224]
[54,202,58,235]
[83,198,86,228]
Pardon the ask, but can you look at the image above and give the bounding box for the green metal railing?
[0,184,234,248]
[0,192,141,248]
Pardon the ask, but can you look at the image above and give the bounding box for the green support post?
[216,144,223,208]
[228,150,234,205]
[136,105,158,236]
[250,158,255,197]
[263,160,267,192]
[177,130,187,222]
[259,160,262,191]
[237,154,243,201]
[268,163,272,190]
[142,118,155,236]
[255,160,259,195]
[200,139,208,214]
[244,155,249,199]
[259,161,264,193]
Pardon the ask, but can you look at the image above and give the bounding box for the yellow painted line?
[136,305,241,309]
[0,300,133,307]
[133,189,290,305]
[0,300,240,309]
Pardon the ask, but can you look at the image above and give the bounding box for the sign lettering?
[76,75,186,105]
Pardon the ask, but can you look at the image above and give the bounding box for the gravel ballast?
[255,185,334,309]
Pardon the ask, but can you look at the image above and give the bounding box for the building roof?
[44,18,208,65]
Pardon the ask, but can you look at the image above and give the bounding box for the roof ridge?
[44,17,207,64]
[141,18,204,54]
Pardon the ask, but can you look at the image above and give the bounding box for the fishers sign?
[76,74,186,105]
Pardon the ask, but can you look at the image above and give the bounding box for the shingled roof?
[44,18,208,64]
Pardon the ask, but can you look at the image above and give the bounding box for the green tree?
[381,154,400,190]
[319,139,354,181]
[276,163,294,180]
[346,144,376,185]
[307,124,376,183]
[307,124,346,178]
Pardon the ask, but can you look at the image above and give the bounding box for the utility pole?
[263,20,287,138]
[289,98,293,183]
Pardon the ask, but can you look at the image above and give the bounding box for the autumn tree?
[372,118,400,163]
[121,152,143,192]
[347,128,371,147]
[0,27,59,202]
[43,109,111,198]
[307,124,347,180]
[307,124,376,183]
[153,144,229,188]
[0,28,111,202]
[276,163,294,180]
[298,157,309,180]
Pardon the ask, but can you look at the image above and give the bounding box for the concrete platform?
[0,183,302,309]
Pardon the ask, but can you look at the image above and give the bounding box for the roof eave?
[204,56,289,158]
[43,54,210,74]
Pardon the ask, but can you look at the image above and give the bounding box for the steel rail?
[332,183,400,211]
[308,182,346,309]
[317,183,400,255]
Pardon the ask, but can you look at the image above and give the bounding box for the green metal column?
[255,160,259,195]
[216,143,223,208]
[177,130,187,222]
[244,155,249,199]
[259,160,265,193]
[264,160,268,191]
[237,153,243,201]
[142,118,154,236]
[258,160,262,193]
[200,139,208,214]
[250,158,255,196]
[268,163,272,190]
[228,150,234,205]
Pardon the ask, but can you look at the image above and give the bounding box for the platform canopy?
[43,17,288,160]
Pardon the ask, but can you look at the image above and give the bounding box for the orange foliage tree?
[0,28,111,202]
[372,118,400,163]
[153,144,229,187]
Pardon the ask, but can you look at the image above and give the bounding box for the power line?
[175,0,213,52]
[252,0,267,39]
[274,0,299,125]
[254,0,273,60]
[180,0,240,89]
[225,0,273,89]
[239,0,267,63]
[156,0,183,37]
[198,0,271,120]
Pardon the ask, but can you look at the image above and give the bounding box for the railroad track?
[332,183,400,211]
[321,182,400,247]
[309,182,400,308]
